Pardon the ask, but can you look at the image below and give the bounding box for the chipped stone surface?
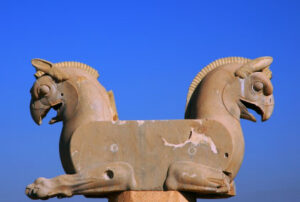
[118,120,127,125]
[112,120,127,125]
[110,144,118,152]
[239,78,245,97]
[137,120,144,126]
[71,150,78,156]
[182,172,197,178]
[162,128,218,154]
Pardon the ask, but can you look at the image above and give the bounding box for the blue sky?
[1,1,299,201]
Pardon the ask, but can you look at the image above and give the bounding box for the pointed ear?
[31,59,53,73]
[31,59,68,81]
[235,56,273,78]
[251,56,273,70]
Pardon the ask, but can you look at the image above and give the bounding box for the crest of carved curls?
[32,59,99,80]
[186,57,272,108]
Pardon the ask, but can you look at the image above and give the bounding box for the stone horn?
[235,56,273,79]
[32,59,69,81]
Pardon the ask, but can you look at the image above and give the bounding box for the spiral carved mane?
[35,61,99,79]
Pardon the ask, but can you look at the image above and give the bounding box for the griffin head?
[221,56,274,122]
[238,71,274,122]
[236,57,274,122]
[30,59,78,125]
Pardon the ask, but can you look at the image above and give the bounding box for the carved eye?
[253,81,263,92]
[38,85,50,96]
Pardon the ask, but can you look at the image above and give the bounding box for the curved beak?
[30,99,50,125]
[239,94,274,122]
[261,95,274,121]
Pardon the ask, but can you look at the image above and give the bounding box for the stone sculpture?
[25,56,274,200]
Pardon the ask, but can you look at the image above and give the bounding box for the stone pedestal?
[108,191,196,202]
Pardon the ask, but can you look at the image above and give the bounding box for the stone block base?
[108,191,196,202]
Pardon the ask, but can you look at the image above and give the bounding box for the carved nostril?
[224,153,229,158]
[105,170,114,179]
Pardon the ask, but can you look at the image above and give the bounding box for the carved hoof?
[165,161,231,195]
[25,177,72,199]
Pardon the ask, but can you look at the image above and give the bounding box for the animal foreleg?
[165,161,234,196]
[26,162,136,199]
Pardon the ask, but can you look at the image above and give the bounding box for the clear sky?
[1,0,299,201]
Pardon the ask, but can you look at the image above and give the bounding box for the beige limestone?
[25,57,274,201]
[108,191,196,202]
